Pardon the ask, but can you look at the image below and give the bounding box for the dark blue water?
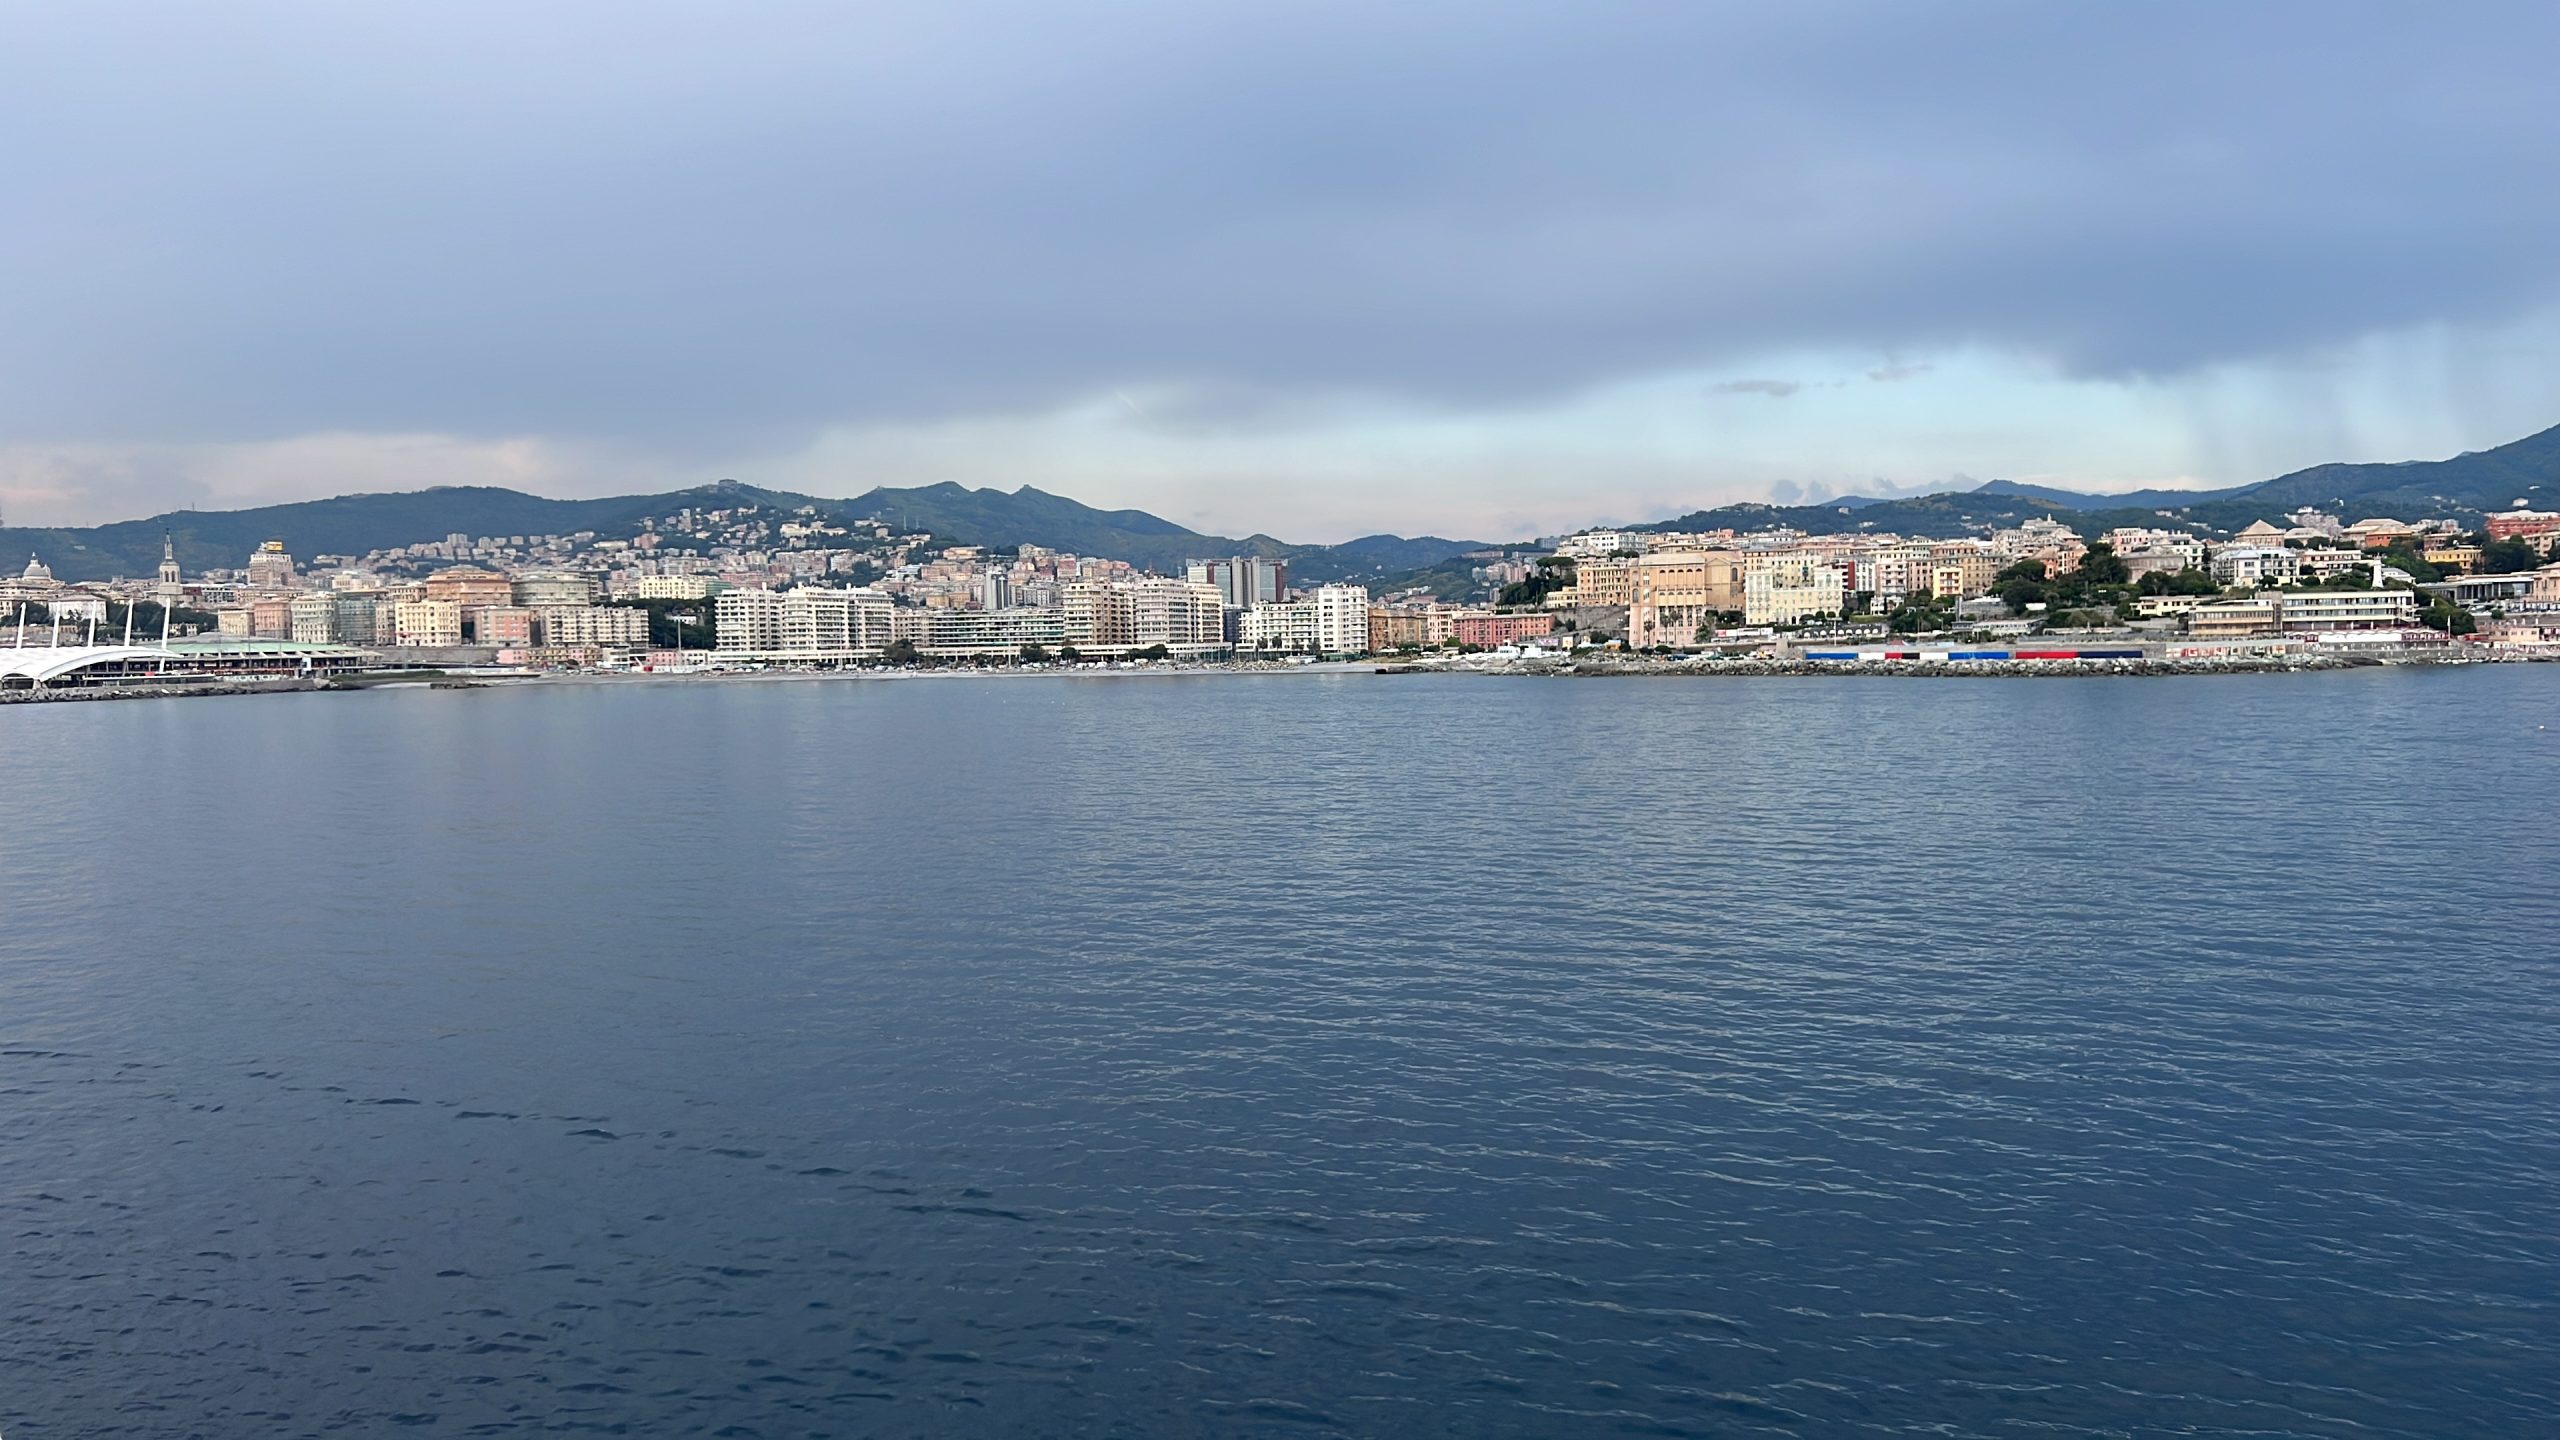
[4,670,2556,1438]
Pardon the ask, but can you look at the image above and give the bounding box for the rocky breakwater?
[1559,653,2385,679]
[0,676,334,704]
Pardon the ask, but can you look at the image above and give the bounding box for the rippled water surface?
[4,669,2557,1438]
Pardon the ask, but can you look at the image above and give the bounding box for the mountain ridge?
[7,423,2556,585]
[0,479,1500,587]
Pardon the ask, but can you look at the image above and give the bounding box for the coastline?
[7,647,2549,706]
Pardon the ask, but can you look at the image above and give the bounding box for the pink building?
[472,606,538,647]
[1453,612,1557,648]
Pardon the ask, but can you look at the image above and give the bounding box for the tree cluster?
[1498,555,1576,609]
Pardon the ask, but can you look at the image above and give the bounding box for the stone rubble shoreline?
[1455,651,2528,679]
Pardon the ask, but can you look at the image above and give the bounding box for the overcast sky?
[5,1,2559,539]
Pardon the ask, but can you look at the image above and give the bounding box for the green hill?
[0,478,1493,585]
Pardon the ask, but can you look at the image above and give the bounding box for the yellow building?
[1562,553,1638,608]
[393,598,465,647]
[1926,544,2001,600]
[1743,554,1849,626]
[1625,550,1747,647]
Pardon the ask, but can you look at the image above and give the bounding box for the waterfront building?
[2275,589,2418,632]
[1368,607,1428,651]
[248,598,292,638]
[712,587,895,656]
[1307,584,1371,656]
[288,594,338,644]
[1239,600,1317,652]
[473,606,540,647]
[392,598,464,646]
[2136,594,2211,619]
[2187,597,2283,638]
[1062,576,1230,655]
[539,605,650,650]
[328,591,385,647]
[779,588,894,652]
[1367,604,1465,650]
[714,588,786,651]
[1452,612,1556,648]
[924,607,1068,657]
[1744,554,1849,626]
[1625,550,1747,647]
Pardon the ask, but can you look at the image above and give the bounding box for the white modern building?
[716,587,895,657]
[924,607,1068,657]
[1243,584,1370,654]
[2210,546,2302,588]
[512,571,601,608]
[2276,589,2418,632]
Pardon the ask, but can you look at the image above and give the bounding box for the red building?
[1453,612,1557,647]
[2485,511,2560,548]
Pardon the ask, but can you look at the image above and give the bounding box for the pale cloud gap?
[3,1,2558,528]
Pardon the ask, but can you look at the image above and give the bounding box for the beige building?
[393,598,464,646]
[1625,550,1748,647]
[1561,553,1639,608]
[1926,544,2001,600]
[2187,597,2281,638]
[540,605,651,650]
[634,575,719,601]
[1065,576,1230,654]
[1865,541,1937,601]
[1368,605,1461,650]
[288,594,338,644]
[424,566,513,610]
[1744,554,1849,626]
[244,540,297,591]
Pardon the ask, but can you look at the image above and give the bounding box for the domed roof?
[21,554,51,581]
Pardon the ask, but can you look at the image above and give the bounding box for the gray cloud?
[1711,379,1807,399]
[2,0,2557,496]
[1866,363,1934,384]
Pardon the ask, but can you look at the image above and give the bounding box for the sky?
[4,1,2559,542]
